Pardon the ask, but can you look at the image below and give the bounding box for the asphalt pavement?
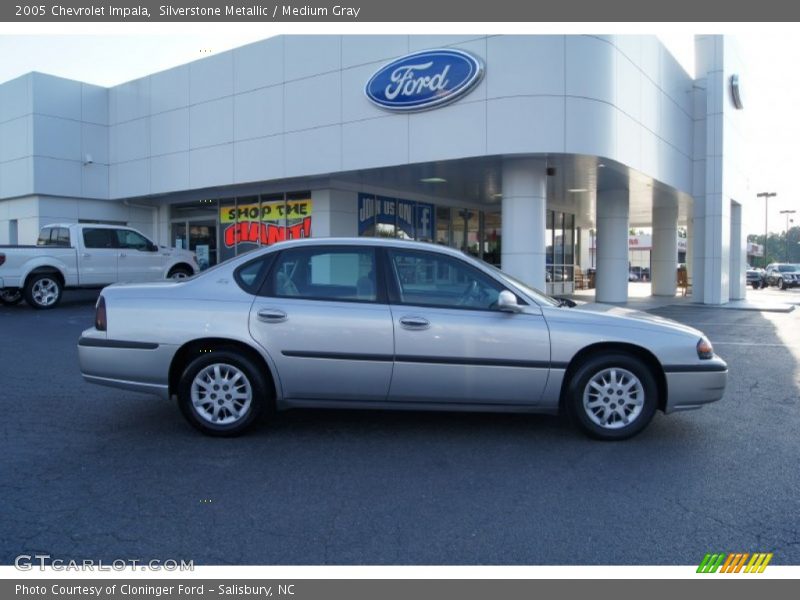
[1,289,799,565]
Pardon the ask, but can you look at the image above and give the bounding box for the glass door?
[188,221,217,270]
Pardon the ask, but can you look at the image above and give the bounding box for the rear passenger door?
[248,245,394,403]
[78,228,118,285]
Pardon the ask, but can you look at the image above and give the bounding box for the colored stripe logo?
[697,552,773,573]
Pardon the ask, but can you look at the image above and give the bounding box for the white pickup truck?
[0,223,198,309]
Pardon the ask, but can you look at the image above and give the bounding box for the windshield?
[778,265,799,272]
[486,264,560,307]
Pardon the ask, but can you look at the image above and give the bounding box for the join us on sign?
[365,49,484,112]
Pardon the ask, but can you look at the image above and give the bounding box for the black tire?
[177,350,267,436]
[778,278,785,290]
[23,273,63,310]
[751,281,760,290]
[168,265,193,280]
[0,289,23,305]
[566,352,659,441]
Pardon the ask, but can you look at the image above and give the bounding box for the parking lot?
[2,289,799,565]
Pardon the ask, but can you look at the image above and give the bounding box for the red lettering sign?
[223,217,312,248]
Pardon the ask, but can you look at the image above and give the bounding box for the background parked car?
[0,223,198,309]
[763,263,800,290]
[746,265,765,289]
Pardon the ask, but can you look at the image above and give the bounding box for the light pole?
[757,192,777,268]
[779,209,796,262]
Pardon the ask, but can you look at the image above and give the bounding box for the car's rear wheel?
[24,273,63,309]
[0,288,23,305]
[177,351,266,436]
[566,353,658,440]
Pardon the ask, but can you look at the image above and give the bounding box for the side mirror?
[146,242,158,252]
[497,290,522,313]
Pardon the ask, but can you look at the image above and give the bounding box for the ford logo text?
[365,49,484,112]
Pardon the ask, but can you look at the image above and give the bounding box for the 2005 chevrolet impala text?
[77,238,727,440]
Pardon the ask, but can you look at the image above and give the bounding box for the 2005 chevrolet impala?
[78,238,727,440]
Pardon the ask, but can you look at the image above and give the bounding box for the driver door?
[384,248,551,406]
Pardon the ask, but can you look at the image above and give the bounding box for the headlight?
[697,336,714,360]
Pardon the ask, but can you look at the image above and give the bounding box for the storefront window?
[435,207,451,246]
[546,210,554,283]
[285,191,312,241]
[218,198,237,262]
[483,212,501,266]
[563,214,575,281]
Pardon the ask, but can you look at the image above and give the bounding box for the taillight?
[0,253,5,267]
[95,296,107,331]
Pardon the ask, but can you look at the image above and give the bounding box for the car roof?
[268,236,471,259]
[42,223,132,230]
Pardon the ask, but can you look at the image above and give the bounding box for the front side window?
[268,247,377,302]
[116,229,151,250]
[388,249,503,310]
[82,228,118,249]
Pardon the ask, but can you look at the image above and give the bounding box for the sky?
[0,27,797,239]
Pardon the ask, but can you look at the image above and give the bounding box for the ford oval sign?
[365,49,484,112]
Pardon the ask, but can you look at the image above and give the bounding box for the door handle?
[257,308,288,323]
[119,252,127,258]
[82,253,90,259]
[399,316,430,330]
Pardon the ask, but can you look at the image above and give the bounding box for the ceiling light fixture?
[420,177,447,184]
[568,188,589,193]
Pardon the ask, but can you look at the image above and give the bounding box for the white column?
[595,190,630,303]
[501,158,547,290]
[651,199,679,296]
[686,216,694,283]
[310,189,358,237]
[729,201,745,300]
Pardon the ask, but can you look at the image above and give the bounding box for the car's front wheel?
[177,350,267,436]
[751,281,761,290]
[778,278,786,290]
[566,353,658,440]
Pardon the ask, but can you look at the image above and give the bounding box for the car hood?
[568,302,703,337]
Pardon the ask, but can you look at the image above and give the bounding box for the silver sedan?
[78,238,727,440]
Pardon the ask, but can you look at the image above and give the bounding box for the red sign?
[223,217,312,248]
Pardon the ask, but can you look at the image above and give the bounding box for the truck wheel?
[24,274,63,309]
[0,289,23,305]
[751,281,760,290]
[168,266,193,280]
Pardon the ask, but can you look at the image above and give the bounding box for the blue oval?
[365,49,484,112]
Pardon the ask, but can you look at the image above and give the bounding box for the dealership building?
[0,34,748,303]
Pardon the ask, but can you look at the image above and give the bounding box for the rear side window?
[82,228,118,249]
[36,227,71,247]
[234,254,276,295]
[267,246,378,302]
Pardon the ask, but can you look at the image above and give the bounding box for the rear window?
[36,227,71,247]
[82,228,118,249]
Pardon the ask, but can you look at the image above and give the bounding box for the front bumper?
[78,328,176,399]
[664,357,728,413]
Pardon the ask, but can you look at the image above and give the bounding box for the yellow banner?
[220,199,312,223]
